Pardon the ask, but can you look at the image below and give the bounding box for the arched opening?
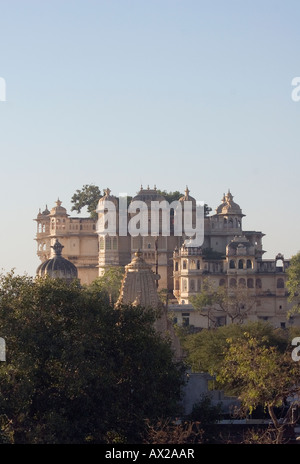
[230,278,237,288]
[219,278,226,286]
[238,259,244,270]
[182,260,187,270]
[238,278,246,288]
[246,259,252,269]
[247,278,254,288]
[229,259,235,269]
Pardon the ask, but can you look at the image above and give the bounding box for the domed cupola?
[36,239,78,283]
[179,186,196,204]
[216,190,244,217]
[131,185,166,204]
[49,199,68,217]
[97,188,119,209]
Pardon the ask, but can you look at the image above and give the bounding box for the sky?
[0,0,300,276]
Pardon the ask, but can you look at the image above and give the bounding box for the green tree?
[180,321,288,377]
[0,271,185,443]
[71,184,102,219]
[217,333,300,444]
[88,266,124,306]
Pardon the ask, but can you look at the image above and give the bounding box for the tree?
[180,321,288,377]
[71,184,102,219]
[217,333,300,444]
[87,266,124,306]
[286,251,300,317]
[190,277,256,327]
[0,271,185,443]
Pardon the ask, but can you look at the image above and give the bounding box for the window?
[175,280,179,290]
[216,316,226,327]
[277,278,284,289]
[247,259,252,269]
[183,260,187,270]
[197,260,200,270]
[190,280,195,291]
[230,278,237,288]
[182,313,190,326]
[229,260,235,269]
[99,237,104,250]
[247,278,254,288]
[175,262,179,272]
[105,237,111,250]
[280,322,286,329]
[256,278,262,289]
[238,278,246,288]
[238,259,244,270]
[182,279,187,291]
[112,237,117,250]
[219,278,226,286]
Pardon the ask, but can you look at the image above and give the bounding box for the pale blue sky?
[0,0,299,276]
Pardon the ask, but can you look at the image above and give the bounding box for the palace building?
[35,186,298,329]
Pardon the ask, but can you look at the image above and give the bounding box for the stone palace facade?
[35,187,298,329]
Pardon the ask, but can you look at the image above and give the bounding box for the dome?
[131,185,166,204]
[216,190,244,216]
[179,186,196,204]
[97,188,118,208]
[49,199,68,216]
[36,239,78,282]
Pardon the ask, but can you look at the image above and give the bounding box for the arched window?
[239,278,246,287]
[229,259,235,269]
[219,278,226,286]
[230,278,237,288]
[182,279,187,291]
[247,278,254,288]
[190,280,195,291]
[238,259,244,270]
[247,259,252,269]
[183,260,187,270]
[277,278,284,289]
[197,260,200,270]
[256,278,262,289]
[175,262,179,272]
[99,237,104,250]
[112,237,117,250]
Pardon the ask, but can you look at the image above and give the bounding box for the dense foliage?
[0,272,185,444]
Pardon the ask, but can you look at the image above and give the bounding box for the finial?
[185,185,190,197]
[104,187,111,197]
[56,198,62,207]
[154,184,157,190]
[51,239,64,256]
